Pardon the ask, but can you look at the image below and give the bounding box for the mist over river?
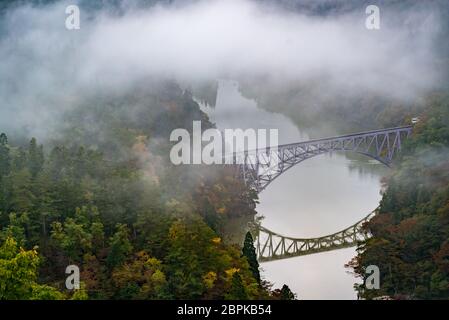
[201,80,386,299]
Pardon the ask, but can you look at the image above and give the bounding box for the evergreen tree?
[12,147,27,171]
[28,138,44,178]
[0,133,7,145]
[0,133,10,178]
[106,223,133,268]
[280,284,296,300]
[227,272,247,300]
[242,231,261,284]
[9,168,34,213]
[0,133,11,215]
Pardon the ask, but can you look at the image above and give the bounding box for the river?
[200,80,386,300]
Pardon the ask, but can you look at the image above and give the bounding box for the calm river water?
[201,80,386,300]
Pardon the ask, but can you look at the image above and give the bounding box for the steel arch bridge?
[235,126,412,193]
[233,125,413,262]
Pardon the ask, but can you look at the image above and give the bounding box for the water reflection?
[203,80,385,299]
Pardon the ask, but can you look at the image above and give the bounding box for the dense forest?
[0,81,293,300]
[1,0,448,301]
[348,94,449,299]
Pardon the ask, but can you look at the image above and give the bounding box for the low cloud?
[0,0,444,138]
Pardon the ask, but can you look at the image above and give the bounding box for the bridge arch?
[238,126,412,193]
[256,148,391,193]
[239,126,412,261]
[252,212,374,262]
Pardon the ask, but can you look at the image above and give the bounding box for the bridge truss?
[236,126,413,261]
[236,126,412,193]
[252,212,374,262]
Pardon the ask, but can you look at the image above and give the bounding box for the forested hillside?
[348,94,449,299]
[0,81,281,300]
[0,0,447,301]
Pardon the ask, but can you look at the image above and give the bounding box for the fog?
[0,0,446,300]
[0,0,445,138]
